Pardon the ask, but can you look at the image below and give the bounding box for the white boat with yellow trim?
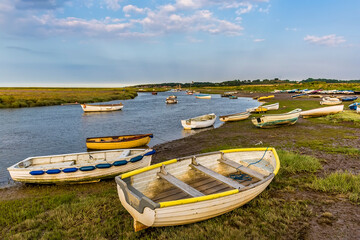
[181,113,216,130]
[8,149,155,184]
[219,111,250,122]
[115,147,280,231]
[81,103,123,112]
[320,97,342,106]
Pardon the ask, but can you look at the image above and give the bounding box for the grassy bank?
[0,88,138,108]
[1,94,359,239]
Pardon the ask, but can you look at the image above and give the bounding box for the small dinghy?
[251,109,302,128]
[195,94,211,99]
[349,102,360,110]
[81,103,123,112]
[246,106,268,113]
[86,134,153,150]
[300,105,344,118]
[257,95,274,101]
[320,97,342,106]
[166,96,178,104]
[115,147,280,231]
[219,111,250,122]
[340,96,358,102]
[8,149,155,184]
[181,113,216,130]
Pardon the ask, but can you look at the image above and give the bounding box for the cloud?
[285,27,298,32]
[253,38,264,42]
[103,0,121,11]
[304,34,346,47]
[14,0,68,10]
[123,5,148,17]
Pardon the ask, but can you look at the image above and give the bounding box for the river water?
[0,92,259,186]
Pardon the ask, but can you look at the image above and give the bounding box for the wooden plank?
[218,157,265,180]
[190,163,245,189]
[157,166,205,198]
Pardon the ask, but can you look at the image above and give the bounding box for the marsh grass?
[0,88,137,108]
[296,139,360,156]
[318,110,360,123]
[277,150,322,175]
[310,172,360,203]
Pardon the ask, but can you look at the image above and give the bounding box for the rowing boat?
[257,95,274,101]
[219,111,250,122]
[340,96,358,101]
[349,102,360,110]
[86,134,153,150]
[251,109,302,128]
[81,103,123,112]
[115,147,280,231]
[262,102,279,110]
[195,94,211,99]
[181,113,216,130]
[246,106,268,113]
[320,97,342,106]
[166,96,178,104]
[8,149,155,184]
[300,105,344,118]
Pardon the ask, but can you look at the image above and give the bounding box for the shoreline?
[1,92,359,239]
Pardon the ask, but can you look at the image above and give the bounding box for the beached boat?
[292,93,307,98]
[300,105,344,118]
[262,102,279,110]
[8,149,155,184]
[320,97,342,106]
[308,94,323,98]
[349,102,360,110]
[257,95,275,101]
[251,109,302,128]
[86,134,153,150]
[340,96,358,101]
[357,107,360,114]
[166,96,178,104]
[81,103,123,112]
[195,94,211,99]
[229,95,238,99]
[246,106,268,113]
[115,147,280,231]
[181,113,216,130]
[219,111,250,122]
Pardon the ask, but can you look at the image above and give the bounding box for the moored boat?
[115,147,280,231]
[86,134,153,150]
[181,113,216,129]
[195,94,211,99]
[262,102,279,110]
[219,111,250,122]
[246,106,268,113]
[300,105,344,118]
[320,97,342,106]
[152,92,158,95]
[251,109,302,128]
[166,96,178,104]
[228,95,238,99]
[257,95,275,101]
[8,149,155,184]
[81,103,123,112]
[349,102,360,110]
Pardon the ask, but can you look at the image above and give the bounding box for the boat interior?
[128,151,275,203]
[87,134,151,143]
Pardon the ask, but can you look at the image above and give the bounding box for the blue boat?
[291,93,307,98]
[349,102,360,110]
[341,96,358,102]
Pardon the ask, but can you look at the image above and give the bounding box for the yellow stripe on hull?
[86,136,151,150]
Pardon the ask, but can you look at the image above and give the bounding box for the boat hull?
[219,112,250,122]
[81,104,123,112]
[86,134,153,150]
[251,109,301,128]
[300,105,344,118]
[181,114,216,130]
[8,149,153,184]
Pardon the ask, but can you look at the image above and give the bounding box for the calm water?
[0,92,259,185]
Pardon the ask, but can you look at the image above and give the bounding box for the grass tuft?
[277,150,322,175]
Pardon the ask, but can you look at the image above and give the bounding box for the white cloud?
[123,5,148,17]
[254,38,264,42]
[304,34,346,47]
[258,4,271,13]
[103,0,121,11]
[285,27,298,32]
[236,3,254,15]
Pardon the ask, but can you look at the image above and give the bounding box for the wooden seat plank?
[219,157,265,180]
[190,163,245,189]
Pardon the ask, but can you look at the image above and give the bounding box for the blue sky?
[0,0,359,87]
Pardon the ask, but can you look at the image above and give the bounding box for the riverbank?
[1,93,359,239]
[0,88,137,108]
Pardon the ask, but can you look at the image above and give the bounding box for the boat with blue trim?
[7,148,155,184]
[115,147,280,231]
[349,102,360,110]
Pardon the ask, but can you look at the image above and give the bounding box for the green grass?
[0,88,138,108]
[295,139,360,156]
[317,110,360,124]
[310,172,360,203]
[277,150,322,175]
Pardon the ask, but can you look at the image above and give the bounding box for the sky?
[0,0,360,87]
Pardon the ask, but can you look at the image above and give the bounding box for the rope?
[248,146,269,167]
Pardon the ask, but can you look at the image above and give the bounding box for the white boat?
[7,149,155,184]
[320,97,342,106]
[181,113,216,130]
[357,107,360,114]
[81,103,123,112]
[165,96,178,104]
[246,102,279,112]
[219,111,250,122]
[251,109,302,128]
[195,94,211,99]
[300,105,344,118]
[115,147,280,231]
